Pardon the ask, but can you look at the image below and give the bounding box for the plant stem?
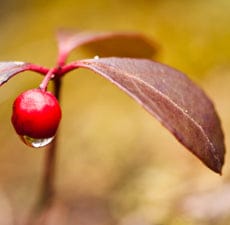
[39,77,62,208]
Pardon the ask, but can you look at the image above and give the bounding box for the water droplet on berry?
[20,135,55,148]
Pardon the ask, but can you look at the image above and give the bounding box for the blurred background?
[0,0,230,224]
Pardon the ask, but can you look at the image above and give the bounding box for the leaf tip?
[210,158,224,175]
[216,164,224,176]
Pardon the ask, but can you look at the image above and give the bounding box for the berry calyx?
[11,89,62,141]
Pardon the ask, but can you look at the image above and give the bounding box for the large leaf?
[0,62,30,86]
[76,57,225,174]
[57,30,158,62]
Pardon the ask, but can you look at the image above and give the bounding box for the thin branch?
[37,77,62,211]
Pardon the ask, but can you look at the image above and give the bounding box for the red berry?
[11,89,62,139]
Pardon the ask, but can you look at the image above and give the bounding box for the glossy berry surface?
[11,89,62,139]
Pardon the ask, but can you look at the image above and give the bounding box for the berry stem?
[39,68,56,91]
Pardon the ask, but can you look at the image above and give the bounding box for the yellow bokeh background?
[0,0,230,224]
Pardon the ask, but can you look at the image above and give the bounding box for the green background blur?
[0,0,230,224]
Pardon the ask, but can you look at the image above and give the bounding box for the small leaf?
[76,57,225,174]
[56,30,158,61]
[0,61,30,86]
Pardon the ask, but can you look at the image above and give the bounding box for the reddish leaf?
[76,57,225,174]
[0,62,30,86]
[56,30,158,63]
